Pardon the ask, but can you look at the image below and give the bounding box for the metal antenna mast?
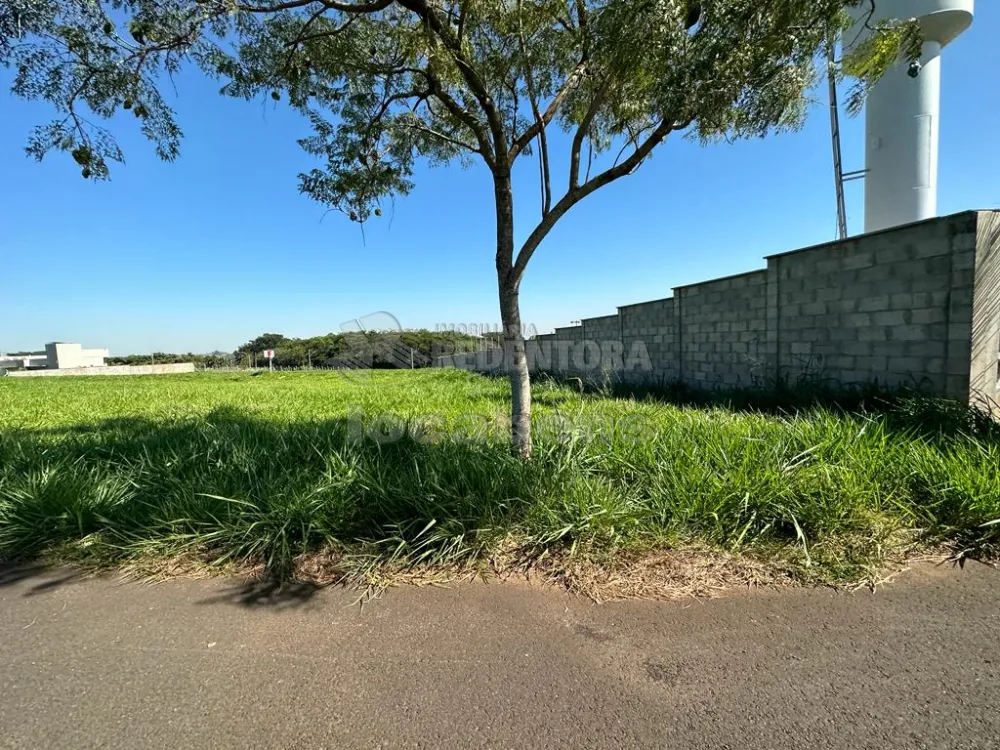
[827,34,868,240]
[827,37,849,241]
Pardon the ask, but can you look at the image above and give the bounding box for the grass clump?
[0,369,998,592]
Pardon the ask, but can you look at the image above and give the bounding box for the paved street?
[1,562,998,749]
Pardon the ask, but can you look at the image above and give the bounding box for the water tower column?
[864,41,942,233]
[854,0,973,234]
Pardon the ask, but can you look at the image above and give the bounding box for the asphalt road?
[1,562,998,750]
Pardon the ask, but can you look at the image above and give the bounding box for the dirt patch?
[524,549,798,602]
[31,545,958,603]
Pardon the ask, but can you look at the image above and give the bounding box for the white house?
[0,342,109,371]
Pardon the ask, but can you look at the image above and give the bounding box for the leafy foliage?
[4,1,916,211]
[231,328,483,368]
[106,350,237,367]
[103,330,484,368]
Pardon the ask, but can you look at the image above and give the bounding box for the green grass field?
[1,369,998,589]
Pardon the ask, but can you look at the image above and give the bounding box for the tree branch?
[507,60,587,162]
[406,117,479,154]
[515,0,550,215]
[420,62,496,168]
[569,78,609,189]
[612,120,654,169]
[456,0,469,43]
[273,6,343,82]
[574,0,589,58]
[236,0,390,12]
[363,87,430,144]
[397,0,507,168]
[511,118,678,286]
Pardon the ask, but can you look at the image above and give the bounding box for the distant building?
[0,342,109,372]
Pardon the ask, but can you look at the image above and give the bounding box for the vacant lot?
[1,370,998,590]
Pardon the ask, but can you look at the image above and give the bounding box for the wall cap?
[673,268,768,292]
[765,210,986,261]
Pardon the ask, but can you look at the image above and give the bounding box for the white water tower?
[852,0,973,233]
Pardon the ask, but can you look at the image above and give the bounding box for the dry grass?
[39,539,960,604]
[528,549,798,602]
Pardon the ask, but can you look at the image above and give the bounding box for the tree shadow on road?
[0,562,92,595]
[0,560,327,609]
[196,578,324,610]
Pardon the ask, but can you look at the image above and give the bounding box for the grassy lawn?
[1,369,998,591]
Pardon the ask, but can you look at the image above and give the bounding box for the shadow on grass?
[526,372,1000,445]
[0,407,544,583]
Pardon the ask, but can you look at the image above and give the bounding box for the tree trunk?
[494,171,532,459]
[500,280,532,459]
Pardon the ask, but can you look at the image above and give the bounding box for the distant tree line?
[107,351,236,368]
[232,330,484,369]
[109,330,485,370]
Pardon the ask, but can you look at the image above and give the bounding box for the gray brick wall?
[581,314,624,376]
[770,212,978,395]
[437,210,1000,405]
[676,270,768,388]
[620,298,676,382]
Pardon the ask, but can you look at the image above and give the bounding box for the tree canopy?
[4,1,916,200]
[3,0,919,456]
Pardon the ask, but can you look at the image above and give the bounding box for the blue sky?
[2,9,998,356]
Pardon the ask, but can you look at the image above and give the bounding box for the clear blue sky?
[2,10,998,356]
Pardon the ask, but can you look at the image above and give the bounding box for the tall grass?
[1,370,998,584]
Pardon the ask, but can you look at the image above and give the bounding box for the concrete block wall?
[548,325,585,375]
[437,211,1000,404]
[769,212,978,394]
[580,314,622,375]
[676,270,768,388]
[619,298,676,382]
[553,325,583,372]
[527,334,555,372]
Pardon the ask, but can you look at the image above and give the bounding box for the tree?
[3,0,917,458]
[235,333,290,361]
[230,329,480,368]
